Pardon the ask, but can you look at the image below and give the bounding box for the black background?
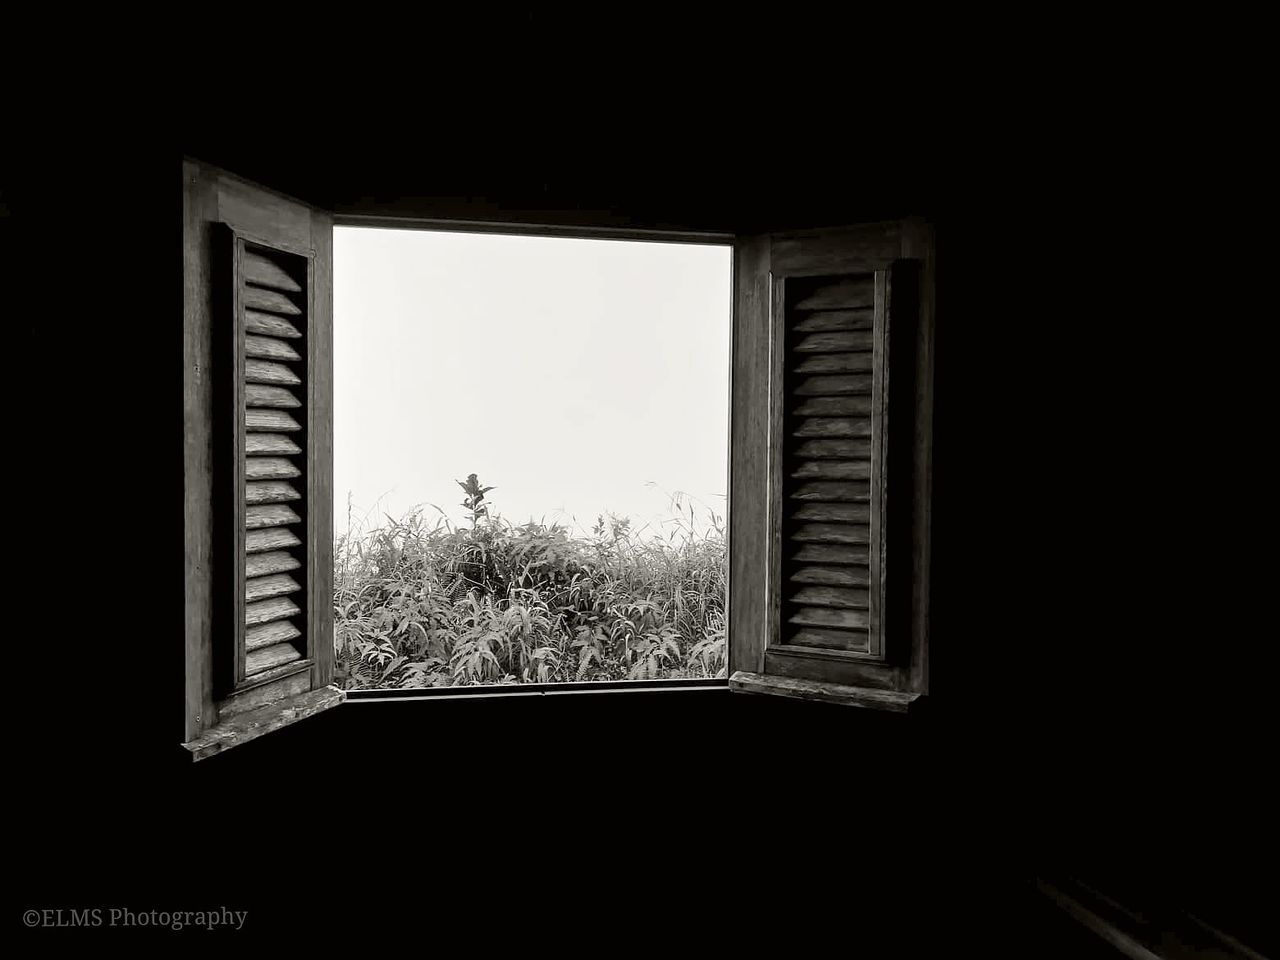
[4,24,1272,951]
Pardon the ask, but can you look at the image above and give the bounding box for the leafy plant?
[334,473,728,690]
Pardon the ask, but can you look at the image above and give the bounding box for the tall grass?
[334,475,727,689]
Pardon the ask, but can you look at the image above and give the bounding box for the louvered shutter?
[184,160,342,759]
[728,220,934,710]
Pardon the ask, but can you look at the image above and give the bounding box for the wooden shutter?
[728,220,934,710]
[184,160,343,759]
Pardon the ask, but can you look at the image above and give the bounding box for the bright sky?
[333,227,731,540]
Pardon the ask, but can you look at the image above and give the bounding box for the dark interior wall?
[6,111,1268,946]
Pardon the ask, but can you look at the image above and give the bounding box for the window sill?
[343,677,728,702]
[182,685,346,761]
[728,671,921,712]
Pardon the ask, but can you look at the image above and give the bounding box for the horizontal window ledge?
[345,677,728,702]
[182,685,345,762]
[728,671,921,712]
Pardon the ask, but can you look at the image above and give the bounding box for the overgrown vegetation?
[334,474,727,689]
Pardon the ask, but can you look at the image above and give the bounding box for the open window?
[182,161,934,759]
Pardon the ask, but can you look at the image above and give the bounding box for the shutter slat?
[788,628,869,651]
[245,457,301,480]
[793,278,874,310]
[791,502,870,523]
[794,396,873,417]
[790,481,870,501]
[245,638,304,673]
[794,374,873,396]
[792,418,871,439]
[245,335,302,362]
[793,331,874,353]
[793,309,873,333]
[795,439,871,460]
[246,433,302,455]
[246,596,301,627]
[234,236,313,693]
[245,527,302,553]
[789,607,871,629]
[246,409,301,432]
[245,309,303,339]
[794,352,874,375]
[791,460,872,480]
[243,286,302,316]
[245,384,301,409]
[792,544,870,565]
[790,566,870,586]
[244,250,303,293]
[246,481,301,504]
[789,586,869,609]
[246,504,301,529]
[245,550,302,578]
[791,523,870,545]
[246,573,302,602]
[245,358,302,386]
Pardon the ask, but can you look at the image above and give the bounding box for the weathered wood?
[244,249,303,292]
[183,158,218,742]
[790,480,870,501]
[246,504,301,529]
[794,352,874,374]
[791,502,870,523]
[183,685,344,762]
[217,171,312,256]
[868,268,888,662]
[246,409,301,432]
[218,671,310,721]
[790,606,871,629]
[245,480,301,504]
[791,459,872,480]
[792,543,871,565]
[245,457,300,480]
[727,233,771,678]
[765,267,788,673]
[246,573,302,602]
[245,527,301,553]
[246,432,301,454]
[245,639,303,675]
[769,222,901,273]
[794,396,873,417]
[793,309,874,333]
[794,374,873,396]
[793,417,871,439]
[230,234,248,689]
[246,596,301,628]
[245,334,302,362]
[728,671,918,712]
[791,565,870,586]
[245,358,301,386]
[790,585,870,609]
[794,278,875,310]
[795,438,872,460]
[794,331,874,353]
[245,383,301,409]
[789,628,870,651]
[308,207,335,688]
[764,648,901,688]
[245,550,302,578]
[243,285,302,316]
[791,523,871,545]
[244,309,302,339]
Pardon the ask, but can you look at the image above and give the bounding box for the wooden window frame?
[184,159,933,758]
[327,215,739,704]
